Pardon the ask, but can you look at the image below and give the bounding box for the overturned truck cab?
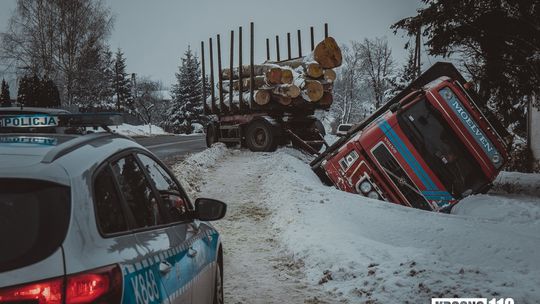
[311,62,509,212]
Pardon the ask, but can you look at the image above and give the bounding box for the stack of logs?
[214,37,342,110]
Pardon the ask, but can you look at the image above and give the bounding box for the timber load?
[206,36,342,113]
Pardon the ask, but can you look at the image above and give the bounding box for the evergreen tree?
[113,48,132,111]
[39,77,61,107]
[165,47,206,134]
[1,79,11,107]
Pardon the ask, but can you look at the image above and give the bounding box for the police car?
[0,110,226,304]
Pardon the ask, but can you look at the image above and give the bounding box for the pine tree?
[40,77,61,107]
[165,47,206,134]
[113,48,132,111]
[1,79,11,107]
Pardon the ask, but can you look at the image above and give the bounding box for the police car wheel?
[213,262,224,304]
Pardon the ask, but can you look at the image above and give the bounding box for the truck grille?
[372,145,431,210]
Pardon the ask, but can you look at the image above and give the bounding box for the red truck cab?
[313,63,508,211]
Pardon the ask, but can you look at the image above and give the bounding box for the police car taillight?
[0,277,63,303]
[66,264,122,303]
[0,265,122,304]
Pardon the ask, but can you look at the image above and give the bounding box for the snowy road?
[173,145,540,304]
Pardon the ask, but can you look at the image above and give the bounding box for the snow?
[173,146,540,303]
[106,123,169,137]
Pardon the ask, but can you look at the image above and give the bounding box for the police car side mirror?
[194,198,227,221]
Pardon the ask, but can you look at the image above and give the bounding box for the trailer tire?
[245,120,277,152]
[206,123,218,148]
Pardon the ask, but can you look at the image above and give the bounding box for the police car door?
[136,152,204,303]
[110,153,191,304]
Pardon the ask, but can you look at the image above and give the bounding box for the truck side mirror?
[336,124,352,136]
[194,198,227,221]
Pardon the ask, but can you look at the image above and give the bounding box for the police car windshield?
[0,179,70,272]
[397,98,488,198]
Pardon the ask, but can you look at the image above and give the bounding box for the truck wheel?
[206,123,218,148]
[245,120,277,152]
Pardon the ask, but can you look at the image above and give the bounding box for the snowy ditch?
[173,144,540,304]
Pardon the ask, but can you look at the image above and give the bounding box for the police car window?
[94,166,128,234]
[137,153,191,222]
[111,155,164,228]
[137,154,181,193]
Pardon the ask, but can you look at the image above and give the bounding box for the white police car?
[0,111,226,304]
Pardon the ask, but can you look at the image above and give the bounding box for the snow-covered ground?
[173,145,540,304]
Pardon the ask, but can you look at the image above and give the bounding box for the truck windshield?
[397,98,488,198]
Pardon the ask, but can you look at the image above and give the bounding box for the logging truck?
[201,23,339,153]
[311,62,510,212]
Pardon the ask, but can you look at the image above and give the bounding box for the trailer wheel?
[206,123,218,148]
[245,120,277,152]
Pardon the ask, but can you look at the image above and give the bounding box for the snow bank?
[177,146,540,303]
[261,151,540,302]
[171,143,230,198]
[109,123,169,137]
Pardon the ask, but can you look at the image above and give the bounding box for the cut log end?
[253,90,271,106]
[302,80,324,102]
[314,37,342,69]
[323,69,337,83]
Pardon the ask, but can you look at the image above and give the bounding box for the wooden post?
[239,26,244,111]
[297,29,302,57]
[217,34,226,112]
[229,30,234,112]
[201,41,208,115]
[266,38,270,61]
[287,32,291,60]
[310,26,315,51]
[209,38,216,113]
[250,22,255,108]
[275,35,280,61]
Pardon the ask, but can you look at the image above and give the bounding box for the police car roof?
[0,132,142,185]
[0,107,71,115]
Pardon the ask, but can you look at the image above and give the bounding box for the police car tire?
[213,263,224,304]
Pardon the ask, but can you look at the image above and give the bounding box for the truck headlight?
[359,181,372,193]
[367,191,380,199]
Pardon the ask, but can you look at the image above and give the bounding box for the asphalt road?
[134,134,207,165]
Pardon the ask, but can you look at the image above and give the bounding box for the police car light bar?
[0,113,123,129]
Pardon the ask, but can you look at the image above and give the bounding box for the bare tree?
[132,76,165,129]
[357,37,395,108]
[0,0,114,105]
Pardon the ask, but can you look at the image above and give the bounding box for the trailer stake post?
[217,34,227,113]
[209,38,216,113]
[266,38,270,61]
[238,26,244,111]
[201,41,208,115]
[275,35,280,61]
[297,29,302,57]
[324,23,328,38]
[310,26,315,51]
[250,22,255,108]
[287,32,291,60]
[229,30,234,113]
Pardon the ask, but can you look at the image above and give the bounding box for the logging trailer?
[200,23,336,153]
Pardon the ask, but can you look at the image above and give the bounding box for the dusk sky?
[0,0,431,88]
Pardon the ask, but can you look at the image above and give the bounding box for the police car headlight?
[359,181,372,194]
[367,191,380,200]
[492,154,500,164]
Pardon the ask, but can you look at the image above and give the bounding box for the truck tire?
[206,123,218,148]
[245,120,277,152]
